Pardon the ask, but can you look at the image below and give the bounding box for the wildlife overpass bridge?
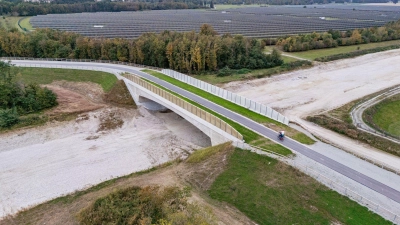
[6,59,400,215]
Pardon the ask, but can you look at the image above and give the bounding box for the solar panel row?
[30,6,400,39]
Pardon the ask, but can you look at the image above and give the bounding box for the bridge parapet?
[161,69,289,125]
[123,74,244,142]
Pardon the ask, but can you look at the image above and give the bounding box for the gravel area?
[0,107,211,219]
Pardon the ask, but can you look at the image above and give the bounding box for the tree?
[210,1,214,8]
[199,24,218,36]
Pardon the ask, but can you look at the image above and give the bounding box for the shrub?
[217,66,233,77]
[237,68,251,74]
[0,108,19,128]
[79,186,216,225]
[280,60,312,69]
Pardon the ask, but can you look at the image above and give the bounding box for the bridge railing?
[161,69,290,125]
[0,57,162,71]
[124,74,243,141]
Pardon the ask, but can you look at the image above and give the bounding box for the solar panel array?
[30,5,400,39]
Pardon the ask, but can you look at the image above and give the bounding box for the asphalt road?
[11,60,400,204]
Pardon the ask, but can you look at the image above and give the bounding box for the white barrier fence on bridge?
[161,69,289,125]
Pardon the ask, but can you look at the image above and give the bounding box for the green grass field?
[371,97,400,137]
[0,16,23,31]
[141,70,315,146]
[19,17,33,31]
[209,148,391,225]
[284,40,400,60]
[15,67,118,92]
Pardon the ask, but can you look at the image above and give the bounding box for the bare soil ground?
[1,144,254,225]
[222,49,400,170]
[0,80,213,220]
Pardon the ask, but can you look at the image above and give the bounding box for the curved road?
[351,85,400,144]
[11,60,400,205]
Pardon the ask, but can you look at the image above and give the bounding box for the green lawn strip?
[15,67,118,92]
[0,16,23,31]
[19,17,33,31]
[289,39,400,61]
[142,69,315,145]
[136,76,292,156]
[370,98,400,137]
[209,149,391,225]
[280,55,298,63]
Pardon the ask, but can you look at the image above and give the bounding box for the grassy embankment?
[208,148,391,225]
[0,16,33,32]
[141,69,315,147]
[18,17,33,31]
[15,67,117,92]
[0,16,23,31]
[192,56,311,84]
[306,88,400,157]
[271,39,400,61]
[1,68,118,131]
[364,93,400,137]
[2,143,390,225]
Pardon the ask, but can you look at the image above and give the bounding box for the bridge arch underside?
[124,81,240,146]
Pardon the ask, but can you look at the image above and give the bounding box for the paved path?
[351,85,400,144]
[11,60,400,205]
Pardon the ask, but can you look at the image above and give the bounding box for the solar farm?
[30,5,400,38]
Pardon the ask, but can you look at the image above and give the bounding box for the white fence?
[162,69,289,125]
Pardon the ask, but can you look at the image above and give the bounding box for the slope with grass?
[209,148,391,225]
[141,69,315,145]
[0,16,23,31]
[365,94,400,137]
[18,17,33,31]
[15,67,117,92]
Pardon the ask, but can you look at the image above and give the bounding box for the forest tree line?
[0,24,282,73]
[276,20,400,52]
[0,1,196,16]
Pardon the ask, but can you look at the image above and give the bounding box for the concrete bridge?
[123,73,243,146]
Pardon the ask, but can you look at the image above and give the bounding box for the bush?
[0,108,19,128]
[217,66,233,77]
[280,60,312,69]
[79,186,216,225]
[237,68,251,74]
[15,84,58,114]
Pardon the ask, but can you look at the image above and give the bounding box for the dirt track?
[222,49,400,170]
